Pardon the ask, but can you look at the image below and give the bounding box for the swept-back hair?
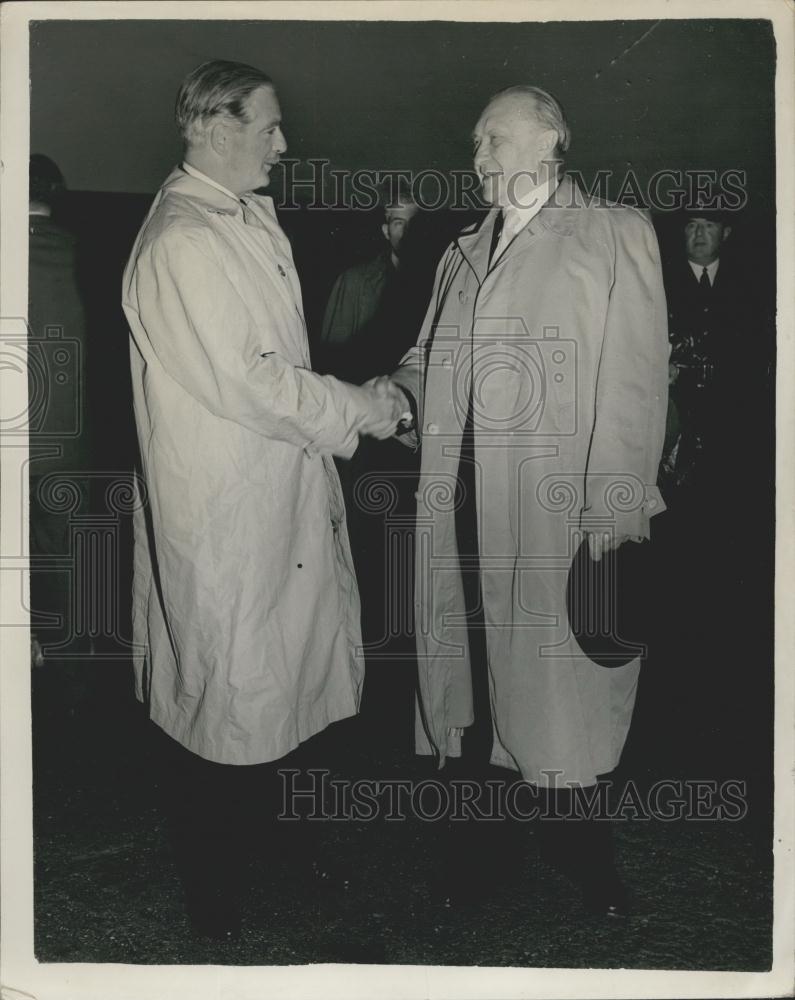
[490,85,570,157]
[175,59,273,144]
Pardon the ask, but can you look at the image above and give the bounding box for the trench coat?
[391,175,669,786]
[123,167,375,765]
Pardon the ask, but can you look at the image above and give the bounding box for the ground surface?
[32,660,773,970]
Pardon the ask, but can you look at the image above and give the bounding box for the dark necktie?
[488,211,505,267]
[699,266,710,290]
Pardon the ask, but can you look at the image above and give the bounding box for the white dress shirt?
[688,258,720,286]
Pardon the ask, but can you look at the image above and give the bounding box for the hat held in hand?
[566,533,652,668]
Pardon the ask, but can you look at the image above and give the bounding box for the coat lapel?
[459,176,583,282]
[455,209,499,286]
[494,175,580,268]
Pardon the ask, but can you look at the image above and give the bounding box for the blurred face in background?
[382,202,419,258]
[684,217,731,266]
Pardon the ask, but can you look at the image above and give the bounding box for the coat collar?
[455,174,585,284]
[159,166,278,221]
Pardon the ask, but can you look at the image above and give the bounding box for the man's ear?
[539,128,557,157]
[208,121,228,157]
[381,222,390,243]
[722,225,732,243]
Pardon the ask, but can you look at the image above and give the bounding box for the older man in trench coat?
[123,60,403,936]
[384,85,669,915]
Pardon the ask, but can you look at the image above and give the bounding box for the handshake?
[358,376,413,440]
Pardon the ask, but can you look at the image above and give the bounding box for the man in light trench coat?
[379,85,669,915]
[122,60,405,937]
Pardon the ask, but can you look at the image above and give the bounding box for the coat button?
[427,423,439,434]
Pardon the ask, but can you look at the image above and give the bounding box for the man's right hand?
[358,377,409,439]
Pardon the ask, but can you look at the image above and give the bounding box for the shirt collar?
[181,161,241,206]
[688,257,720,284]
[503,173,561,229]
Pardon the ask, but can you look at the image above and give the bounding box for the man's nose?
[274,128,287,155]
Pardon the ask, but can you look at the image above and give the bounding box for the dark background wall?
[31,18,775,203]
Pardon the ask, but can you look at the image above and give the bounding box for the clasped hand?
[359,376,410,440]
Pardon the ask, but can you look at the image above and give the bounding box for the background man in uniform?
[653,204,773,775]
[662,206,739,498]
[122,60,404,937]
[378,85,669,915]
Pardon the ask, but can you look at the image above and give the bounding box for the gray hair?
[491,85,571,158]
[175,60,274,144]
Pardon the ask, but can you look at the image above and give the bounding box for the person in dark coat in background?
[28,154,91,668]
[661,207,759,501]
[651,203,774,775]
[319,182,435,380]
[661,203,773,577]
[318,184,436,761]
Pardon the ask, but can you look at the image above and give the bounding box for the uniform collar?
[688,257,720,285]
